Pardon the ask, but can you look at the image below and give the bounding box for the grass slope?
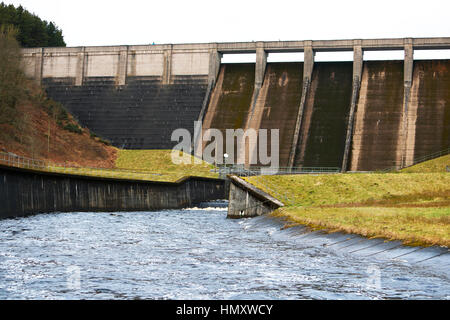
[115,150,218,181]
[45,150,218,182]
[245,172,450,247]
[401,154,450,173]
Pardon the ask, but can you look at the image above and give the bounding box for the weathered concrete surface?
[350,61,404,171]
[0,165,226,219]
[245,63,304,167]
[342,44,363,172]
[400,41,414,167]
[23,46,211,84]
[43,76,208,149]
[22,38,450,171]
[294,62,353,168]
[201,64,255,164]
[288,44,314,168]
[244,215,449,277]
[408,60,450,163]
[227,175,284,218]
[22,37,450,84]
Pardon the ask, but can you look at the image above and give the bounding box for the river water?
[0,202,448,300]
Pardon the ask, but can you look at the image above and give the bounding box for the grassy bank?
[115,149,218,181]
[244,171,450,247]
[401,154,450,173]
[44,150,218,182]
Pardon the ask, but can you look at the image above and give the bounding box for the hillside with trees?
[0,2,65,47]
[0,23,116,168]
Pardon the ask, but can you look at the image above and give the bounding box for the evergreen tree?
[0,2,66,47]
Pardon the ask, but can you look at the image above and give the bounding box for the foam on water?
[0,205,448,300]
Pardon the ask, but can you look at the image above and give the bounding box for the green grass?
[244,173,450,247]
[45,166,173,182]
[245,173,450,207]
[115,149,218,181]
[401,154,450,173]
[45,150,218,182]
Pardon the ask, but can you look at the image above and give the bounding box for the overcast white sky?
[4,0,450,60]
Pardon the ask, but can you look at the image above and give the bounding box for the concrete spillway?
[350,61,405,171]
[203,64,255,132]
[201,64,255,163]
[248,63,304,167]
[294,62,353,168]
[24,39,450,171]
[408,60,450,162]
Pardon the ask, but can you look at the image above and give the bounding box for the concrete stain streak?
[199,65,225,155]
[405,65,420,167]
[296,71,318,166]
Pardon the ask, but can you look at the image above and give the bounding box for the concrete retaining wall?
[227,175,283,218]
[0,165,226,219]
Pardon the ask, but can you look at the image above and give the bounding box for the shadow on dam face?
[294,62,353,168]
[251,62,304,167]
[202,63,256,164]
[412,60,450,160]
[203,62,305,167]
[350,61,404,171]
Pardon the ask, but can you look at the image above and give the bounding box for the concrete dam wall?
[201,63,256,164]
[246,63,304,167]
[409,60,450,161]
[294,62,353,168]
[23,45,215,149]
[23,38,450,171]
[350,61,405,171]
[43,76,208,149]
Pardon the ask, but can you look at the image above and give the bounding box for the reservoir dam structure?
[22,38,450,171]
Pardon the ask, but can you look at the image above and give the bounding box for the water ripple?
[0,203,448,300]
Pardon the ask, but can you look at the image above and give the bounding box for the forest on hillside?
[0,2,65,47]
[0,20,115,167]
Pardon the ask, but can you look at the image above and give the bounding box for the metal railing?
[410,147,450,166]
[0,152,46,170]
[0,152,168,180]
[213,165,341,178]
[380,147,450,173]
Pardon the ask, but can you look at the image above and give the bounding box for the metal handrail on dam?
[214,166,341,178]
[0,152,166,180]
